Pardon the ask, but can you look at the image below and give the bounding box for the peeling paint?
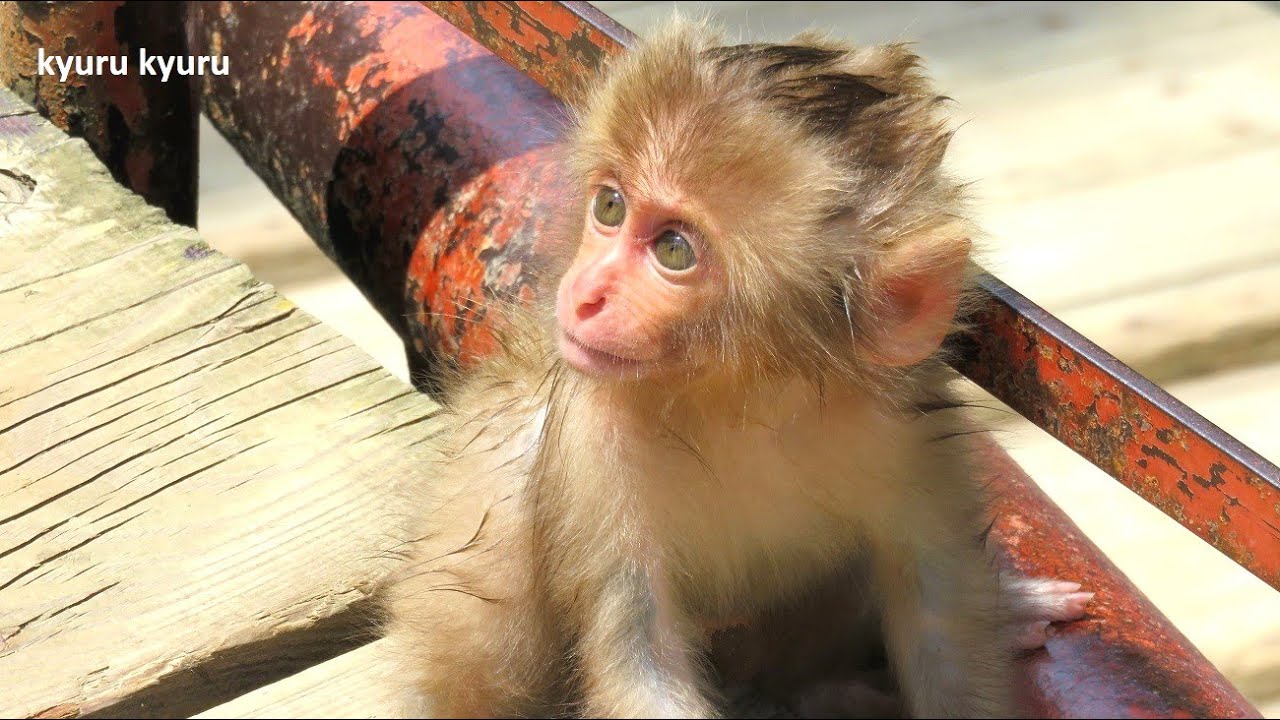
[0,1,197,225]
[958,274,1280,594]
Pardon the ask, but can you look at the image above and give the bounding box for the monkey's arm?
[575,560,719,718]
[874,526,1017,718]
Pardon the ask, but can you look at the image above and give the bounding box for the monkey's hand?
[1001,574,1094,650]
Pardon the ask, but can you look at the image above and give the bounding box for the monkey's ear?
[863,241,969,368]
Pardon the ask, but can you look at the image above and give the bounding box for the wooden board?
[1056,261,1280,383]
[193,640,399,720]
[0,90,438,718]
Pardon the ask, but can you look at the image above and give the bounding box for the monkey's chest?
[639,426,874,617]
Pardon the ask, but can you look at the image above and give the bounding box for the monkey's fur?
[381,19,1081,718]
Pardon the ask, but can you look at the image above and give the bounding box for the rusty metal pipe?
[960,273,1280,592]
[0,0,197,225]
[190,1,1259,715]
[982,438,1258,719]
[191,0,562,386]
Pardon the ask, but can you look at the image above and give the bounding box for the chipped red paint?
[424,1,635,103]
[407,147,566,366]
[190,1,1263,714]
[984,437,1261,718]
[0,1,196,225]
[191,0,563,379]
[958,275,1280,593]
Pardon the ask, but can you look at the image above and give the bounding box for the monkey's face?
[555,180,722,383]
[555,26,976,388]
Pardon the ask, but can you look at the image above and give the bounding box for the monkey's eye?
[592,187,626,227]
[653,230,697,271]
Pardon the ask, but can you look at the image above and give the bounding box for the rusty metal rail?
[0,1,197,225]
[962,274,1280,589]
[426,1,632,102]
[424,0,1280,595]
[192,0,570,389]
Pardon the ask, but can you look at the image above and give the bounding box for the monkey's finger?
[1052,591,1095,622]
[1005,576,1094,620]
[1000,573,1081,596]
[1019,588,1094,622]
[1012,620,1051,651]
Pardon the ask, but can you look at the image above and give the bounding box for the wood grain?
[0,89,436,718]
[193,640,400,719]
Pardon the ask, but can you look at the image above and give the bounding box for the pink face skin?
[554,179,963,383]
[555,182,717,382]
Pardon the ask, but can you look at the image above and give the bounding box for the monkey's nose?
[576,297,606,321]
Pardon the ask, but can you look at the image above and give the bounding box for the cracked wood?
[0,89,439,718]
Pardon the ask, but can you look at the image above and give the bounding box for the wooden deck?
[0,90,440,717]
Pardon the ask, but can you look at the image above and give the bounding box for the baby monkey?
[383,18,1090,719]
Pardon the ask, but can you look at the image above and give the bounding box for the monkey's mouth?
[558,330,649,378]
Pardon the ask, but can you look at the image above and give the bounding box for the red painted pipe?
[0,1,197,225]
[190,2,1259,716]
[982,440,1256,718]
[193,0,563,385]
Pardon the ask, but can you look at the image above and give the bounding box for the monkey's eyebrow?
[623,185,715,233]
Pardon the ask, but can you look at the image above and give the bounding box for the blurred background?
[198,1,1280,714]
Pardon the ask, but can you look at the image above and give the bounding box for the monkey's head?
[553,19,975,392]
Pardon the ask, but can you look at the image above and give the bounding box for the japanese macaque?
[382,17,1091,719]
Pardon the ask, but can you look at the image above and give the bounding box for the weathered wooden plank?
[1056,262,1280,383]
[980,147,1280,310]
[193,640,399,720]
[0,90,436,718]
